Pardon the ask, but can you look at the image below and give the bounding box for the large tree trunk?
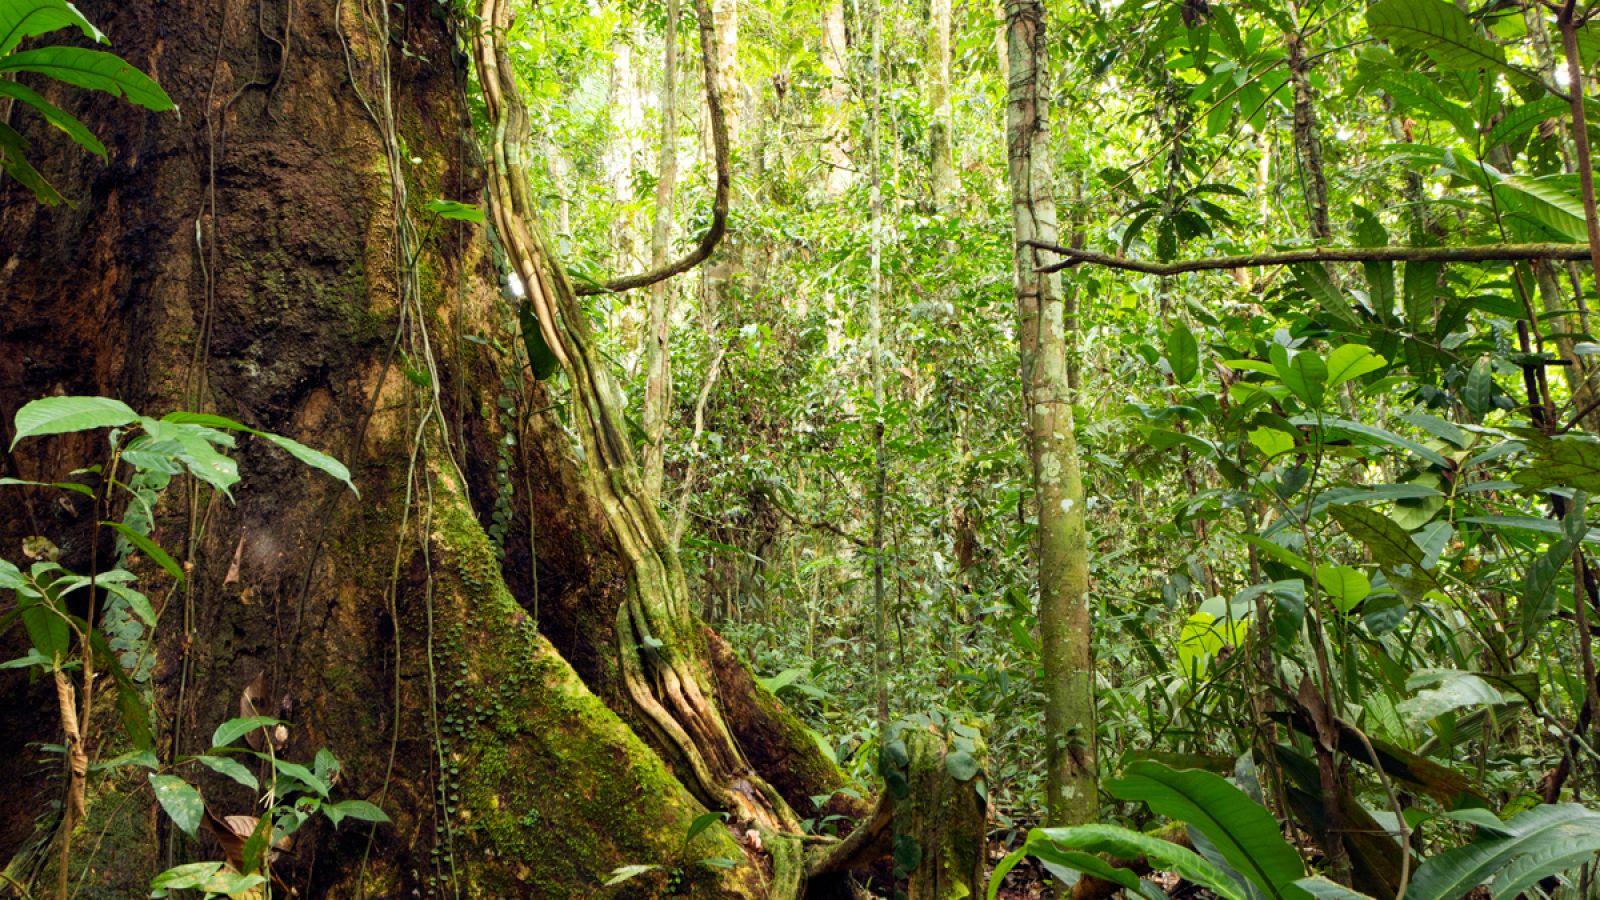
[0,1,843,896]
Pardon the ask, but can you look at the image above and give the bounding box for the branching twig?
[576,0,730,295]
[1027,240,1594,276]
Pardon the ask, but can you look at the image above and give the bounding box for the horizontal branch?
[1026,240,1594,276]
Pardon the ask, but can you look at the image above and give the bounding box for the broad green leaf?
[1108,761,1307,900]
[194,754,259,791]
[0,46,174,111]
[1315,565,1371,613]
[989,824,1246,900]
[211,715,281,750]
[148,774,204,837]
[1271,346,1327,408]
[1404,261,1440,333]
[0,79,104,157]
[161,412,358,496]
[1401,669,1512,724]
[1515,435,1600,493]
[149,861,226,895]
[1249,428,1296,459]
[103,521,184,586]
[1167,322,1200,384]
[1519,493,1586,637]
[1310,416,1452,468]
[946,750,981,782]
[1329,505,1424,569]
[1367,0,1516,76]
[519,301,562,381]
[1407,804,1600,900]
[1290,263,1358,325]
[11,395,137,448]
[273,758,329,797]
[424,198,485,223]
[1484,97,1567,153]
[325,799,391,827]
[1494,173,1587,242]
[0,0,105,56]
[1464,357,1494,421]
[1325,346,1387,390]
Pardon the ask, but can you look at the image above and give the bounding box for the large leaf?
[1108,762,1308,900]
[0,79,104,157]
[161,411,358,496]
[1167,322,1200,385]
[1519,492,1586,637]
[10,395,137,448]
[0,46,175,111]
[989,824,1245,900]
[1407,804,1600,900]
[148,774,204,837]
[1515,435,1600,493]
[1367,0,1517,77]
[0,120,63,204]
[0,0,104,56]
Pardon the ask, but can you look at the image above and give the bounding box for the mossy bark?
[0,0,829,895]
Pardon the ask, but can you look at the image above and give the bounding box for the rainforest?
[3,0,1600,897]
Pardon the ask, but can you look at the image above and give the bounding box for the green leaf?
[1515,435,1600,493]
[0,121,63,204]
[946,750,981,782]
[194,754,259,791]
[424,198,485,223]
[211,715,280,750]
[1315,565,1371,613]
[1290,263,1358,325]
[261,433,359,496]
[1404,261,1440,333]
[1401,669,1512,725]
[103,521,184,586]
[10,395,137,448]
[1494,173,1587,242]
[1325,345,1387,390]
[325,799,391,827]
[1108,761,1307,900]
[149,861,226,896]
[0,79,104,157]
[161,412,359,496]
[0,0,105,56]
[1484,97,1567,153]
[1329,505,1424,569]
[1272,346,1327,408]
[1367,0,1517,76]
[1294,876,1378,900]
[990,823,1248,900]
[148,774,204,837]
[1249,428,1297,459]
[0,46,174,111]
[1166,322,1200,384]
[1312,416,1452,468]
[519,301,563,381]
[1519,492,1586,637]
[1464,357,1494,421]
[273,758,329,797]
[1407,804,1600,900]
[604,863,662,886]
[685,810,727,845]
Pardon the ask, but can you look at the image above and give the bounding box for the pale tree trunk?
[644,0,682,499]
[867,0,891,730]
[820,0,855,197]
[1004,0,1097,827]
[928,0,957,209]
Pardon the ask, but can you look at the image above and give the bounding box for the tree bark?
[643,0,682,500]
[0,1,843,895]
[1004,0,1097,827]
[928,0,957,209]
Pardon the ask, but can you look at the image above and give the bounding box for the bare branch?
[1028,240,1594,276]
[576,0,730,296]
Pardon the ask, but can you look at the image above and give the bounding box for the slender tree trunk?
[1285,9,1329,241]
[820,0,855,197]
[644,0,682,499]
[868,0,891,729]
[928,0,957,209]
[1004,0,1097,826]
